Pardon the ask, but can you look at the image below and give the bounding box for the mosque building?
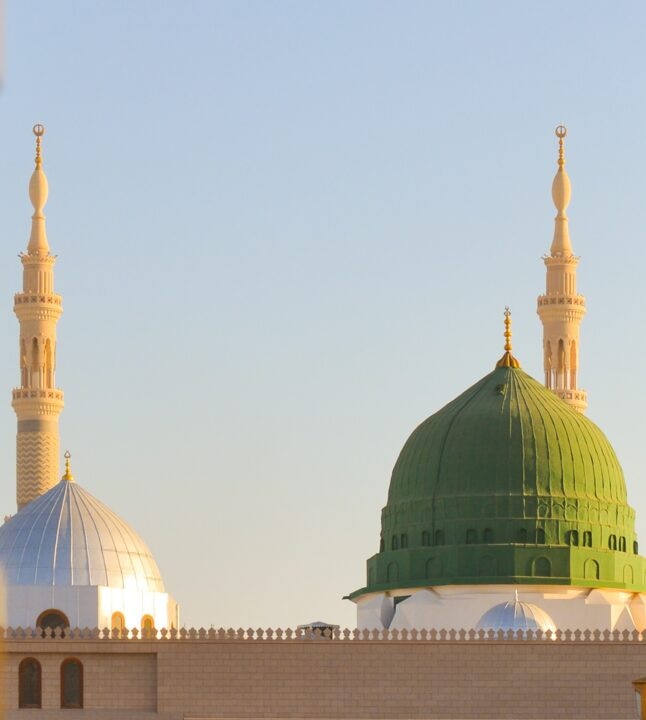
[349,126,646,634]
[0,125,178,635]
[1,125,646,718]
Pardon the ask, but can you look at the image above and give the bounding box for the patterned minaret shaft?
[12,124,64,509]
[537,126,587,413]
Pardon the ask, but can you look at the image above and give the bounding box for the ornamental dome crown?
[352,363,646,599]
[0,477,164,592]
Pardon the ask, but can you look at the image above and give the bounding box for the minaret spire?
[12,125,65,509]
[537,126,587,413]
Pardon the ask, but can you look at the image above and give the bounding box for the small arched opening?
[19,657,42,708]
[37,608,69,638]
[60,658,83,708]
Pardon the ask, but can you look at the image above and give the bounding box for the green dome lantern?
[351,318,646,600]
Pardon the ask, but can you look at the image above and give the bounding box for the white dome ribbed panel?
[0,480,164,592]
[476,598,556,633]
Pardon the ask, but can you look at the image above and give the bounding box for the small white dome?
[0,478,164,592]
[476,595,556,633]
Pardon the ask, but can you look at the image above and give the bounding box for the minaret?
[537,125,587,413]
[12,124,64,509]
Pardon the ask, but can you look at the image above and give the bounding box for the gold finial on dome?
[62,450,75,482]
[496,307,520,368]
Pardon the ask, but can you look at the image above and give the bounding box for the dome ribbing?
[0,478,164,592]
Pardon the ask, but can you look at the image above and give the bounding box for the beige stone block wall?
[2,634,646,719]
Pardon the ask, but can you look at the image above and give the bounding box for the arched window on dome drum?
[584,558,599,580]
[531,557,551,577]
[37,609,69,638]
[434,529,445,546]
[379,537,385,552]
[517,528,527,543]
[466,529,477,544]
[583,531,592,547]
[483,528,493,543]
[391,535,398,551]
[111,612,126,637]
[608,535,617,551]
[619,537,627,552]
[566,530,579,547]
[400,533,408,549]
[536,528,546,544]
[19,657,41,708]
[386,562,399,582]
[141,615,155,638]
[60,658,83,709]
[634,541,639,555]
[624,565,634,584]
[421,531,430,547]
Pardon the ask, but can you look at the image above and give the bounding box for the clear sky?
[1,1,646,629]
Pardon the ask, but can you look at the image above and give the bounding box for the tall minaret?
[537,125,587,413]
[12,124,64,509]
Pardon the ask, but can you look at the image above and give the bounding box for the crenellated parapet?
[3,625,646,642]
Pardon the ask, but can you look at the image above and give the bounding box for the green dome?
[352,364,646,598]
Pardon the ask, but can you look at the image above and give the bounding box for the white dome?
[476,595,556,633]
[0,478,164,592]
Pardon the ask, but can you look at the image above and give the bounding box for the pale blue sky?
[1,1,646,628]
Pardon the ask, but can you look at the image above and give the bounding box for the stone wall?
[2,628,645,719]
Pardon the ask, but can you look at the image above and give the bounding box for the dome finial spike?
[496,307,521,368]
[62,450,74,482]
[503,306,512,352]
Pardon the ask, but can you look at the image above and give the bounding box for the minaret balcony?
[553,388,587,413]
[12,388,64,416]
[14,292,63,321]
[537,294,585,308]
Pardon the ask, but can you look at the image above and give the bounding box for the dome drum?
[357,543,646,598]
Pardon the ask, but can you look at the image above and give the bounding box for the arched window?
[141,615,155,638]
[466,529,477,544]
[619,537,627,552]
[61,658,83,709]
[386,562,399,582]
[37,608,69,637]
[566,530,579,546]
[19,657,41,708]
[608,535,617,551]
[536,528,546,544]
[634,541,639,555]
[421,531,430,547]
[434,529,445,546]
[379,537,385,552]
[400,533,408,549]
[532,556,551,577]
[483,528,493,543]
[583,531,592,547]
[391,535,398,551]
[111,612,126,636]
[584,558,600,580]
